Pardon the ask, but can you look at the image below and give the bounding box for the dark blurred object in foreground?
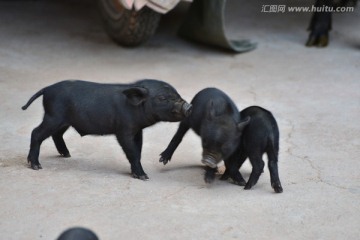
[57,227,99,240]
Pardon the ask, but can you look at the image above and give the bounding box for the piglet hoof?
[204,175,215,184]
[139,175,149,181]
[30,163,42,170]
[233,179,247,186]
[306,33,328,47]
[272,184,283,193]
[244,184,253,190]
[305,35,317,47]
[220,173,230,181]
[229,173,246,186]
[317,35,329,47]
[132,172,149,181]
[204,167,216,184]
[159,156,169,165]
[61,153,71,158]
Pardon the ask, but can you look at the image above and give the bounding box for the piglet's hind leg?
[267,148,283,193]
[27,116,64,170]
[244,154,265,190]
[52,126,71,158]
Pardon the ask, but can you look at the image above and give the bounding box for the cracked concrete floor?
[0,0,359,239]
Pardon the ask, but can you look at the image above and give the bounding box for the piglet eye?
[157,96,166,101]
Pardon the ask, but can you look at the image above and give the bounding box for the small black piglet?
[159,88,250,184]
[22,79,192,180]
[221,106,283,193]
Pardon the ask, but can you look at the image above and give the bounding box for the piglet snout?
[201,155,219,169]
[181,102,192,117]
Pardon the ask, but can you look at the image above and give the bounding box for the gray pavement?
[0,0,359,239]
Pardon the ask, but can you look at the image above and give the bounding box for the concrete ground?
[0,0,359,239]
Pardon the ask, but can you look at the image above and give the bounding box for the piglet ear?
[123,87,149,106]
[237,116,251,131]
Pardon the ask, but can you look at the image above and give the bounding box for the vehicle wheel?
[98,0,161,47]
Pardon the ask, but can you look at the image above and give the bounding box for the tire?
[98,0,161,47]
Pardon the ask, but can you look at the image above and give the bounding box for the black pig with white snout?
[22,79,192,180]
[159,88,250,184]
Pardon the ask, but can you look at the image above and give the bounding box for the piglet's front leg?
[117,131,148,180]
[159,121,190,165]
[204,166,218,184]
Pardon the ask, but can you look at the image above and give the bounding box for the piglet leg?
[117,131,148,180]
